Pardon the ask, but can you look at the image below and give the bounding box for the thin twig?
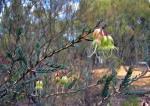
[44,83,97,98]
[14,29,93,85]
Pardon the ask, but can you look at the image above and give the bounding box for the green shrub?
[122,97,139,106]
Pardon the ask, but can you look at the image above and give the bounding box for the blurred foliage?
[78,0,150,65]
[122,96,139,106]
[0,0,150,105]
[102,75,113,97]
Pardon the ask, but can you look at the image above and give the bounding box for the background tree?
[0,0,150,105]
[78,0,150,65]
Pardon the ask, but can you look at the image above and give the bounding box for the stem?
[88,44,97,57]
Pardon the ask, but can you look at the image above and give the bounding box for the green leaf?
[107,103,112,106]
[35,42,41,58]
[35,42,40,49]
[83,26,91,33]
[65,78,77,89]
[120,67,133,89]
[19,58,27,70]
[16,27,23,36]
[101,75,113,97]
[0,64,9,72]
[5,52,12,60]
[16,47,23,57]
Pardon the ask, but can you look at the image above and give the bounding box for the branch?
[14,28,93,85]
[44,83,97,98]
[129,70,148,85]
[128,61,150,85]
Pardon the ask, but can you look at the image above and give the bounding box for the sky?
[0,0,80,22]
[25,0,80,19]
[0,0,80,40]
[58,0,80,19]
